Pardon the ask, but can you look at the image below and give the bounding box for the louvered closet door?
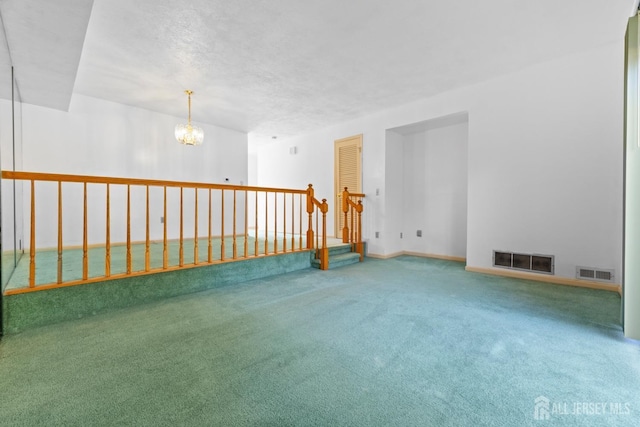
[334,135,362,237]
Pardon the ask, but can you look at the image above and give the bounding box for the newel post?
[342,187,350,243]
[356,200,364,261]
[306,184,314,249]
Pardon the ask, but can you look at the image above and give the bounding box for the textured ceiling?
[0,0,93,109]
[1,0,638,146]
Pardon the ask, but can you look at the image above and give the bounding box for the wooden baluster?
[208,188,212,263]
[145,185,150,271]
[274,192,278,253]
[163,186,168,269]
[299,193,303,250]
[83,182,88,280]
[264,191,269,254]
[194,188,199,264]
[315,207,319,254]
[350,202,355,245]
[290,193,294,252]
[126,184,132,274]
[57,181,63,283]
[283,192,287,252]
[233,189,237,259]
[244,190,248,258]
[105,183,111,277]
[29,180,35,288]
[306,184,314,249]
[254,191,259,256]
[179,187,184,266]
[221,189,225,261]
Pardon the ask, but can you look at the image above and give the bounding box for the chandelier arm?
[188,91,192,125]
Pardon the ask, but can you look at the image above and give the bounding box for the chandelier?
[175,90,204,146]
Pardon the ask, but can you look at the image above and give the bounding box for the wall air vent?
[493,250,554,275]
[576,266,615,283]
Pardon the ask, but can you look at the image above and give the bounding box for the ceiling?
[0,0,638,148]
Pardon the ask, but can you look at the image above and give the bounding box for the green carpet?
[3,234,341,291]
[0,256,638,426]
[4,234,308,291]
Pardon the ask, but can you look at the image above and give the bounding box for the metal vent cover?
[576,266,614,283]
[493,250,554,275]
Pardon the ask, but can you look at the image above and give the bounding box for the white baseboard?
[465,266,621,294]
[366,251,621,294]
[367,251,465,262]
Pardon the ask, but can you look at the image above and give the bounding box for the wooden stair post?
[306,184,315,249]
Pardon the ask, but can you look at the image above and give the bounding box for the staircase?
[311,243,361,270]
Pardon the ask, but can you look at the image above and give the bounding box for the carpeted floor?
[0,256,638,426]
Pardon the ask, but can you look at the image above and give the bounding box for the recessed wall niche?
[385,112,469,259]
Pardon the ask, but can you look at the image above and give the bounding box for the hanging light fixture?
[175,90,204,146]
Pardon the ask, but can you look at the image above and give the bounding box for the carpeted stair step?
[311,251,361,270]
[327,244,353,256]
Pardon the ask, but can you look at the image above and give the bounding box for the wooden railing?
[2,171,331,294]
[341,187,365,261]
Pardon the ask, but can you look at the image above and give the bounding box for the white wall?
[16,94,248,248]
[255,41,624,282]
[0,99,12,168]
[22,94,247,183]
[383,130,403,254]
[467,44,622,280]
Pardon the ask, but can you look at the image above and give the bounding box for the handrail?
[1,171,330,294]
[341,187,365,261]
[1,171,307,194]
